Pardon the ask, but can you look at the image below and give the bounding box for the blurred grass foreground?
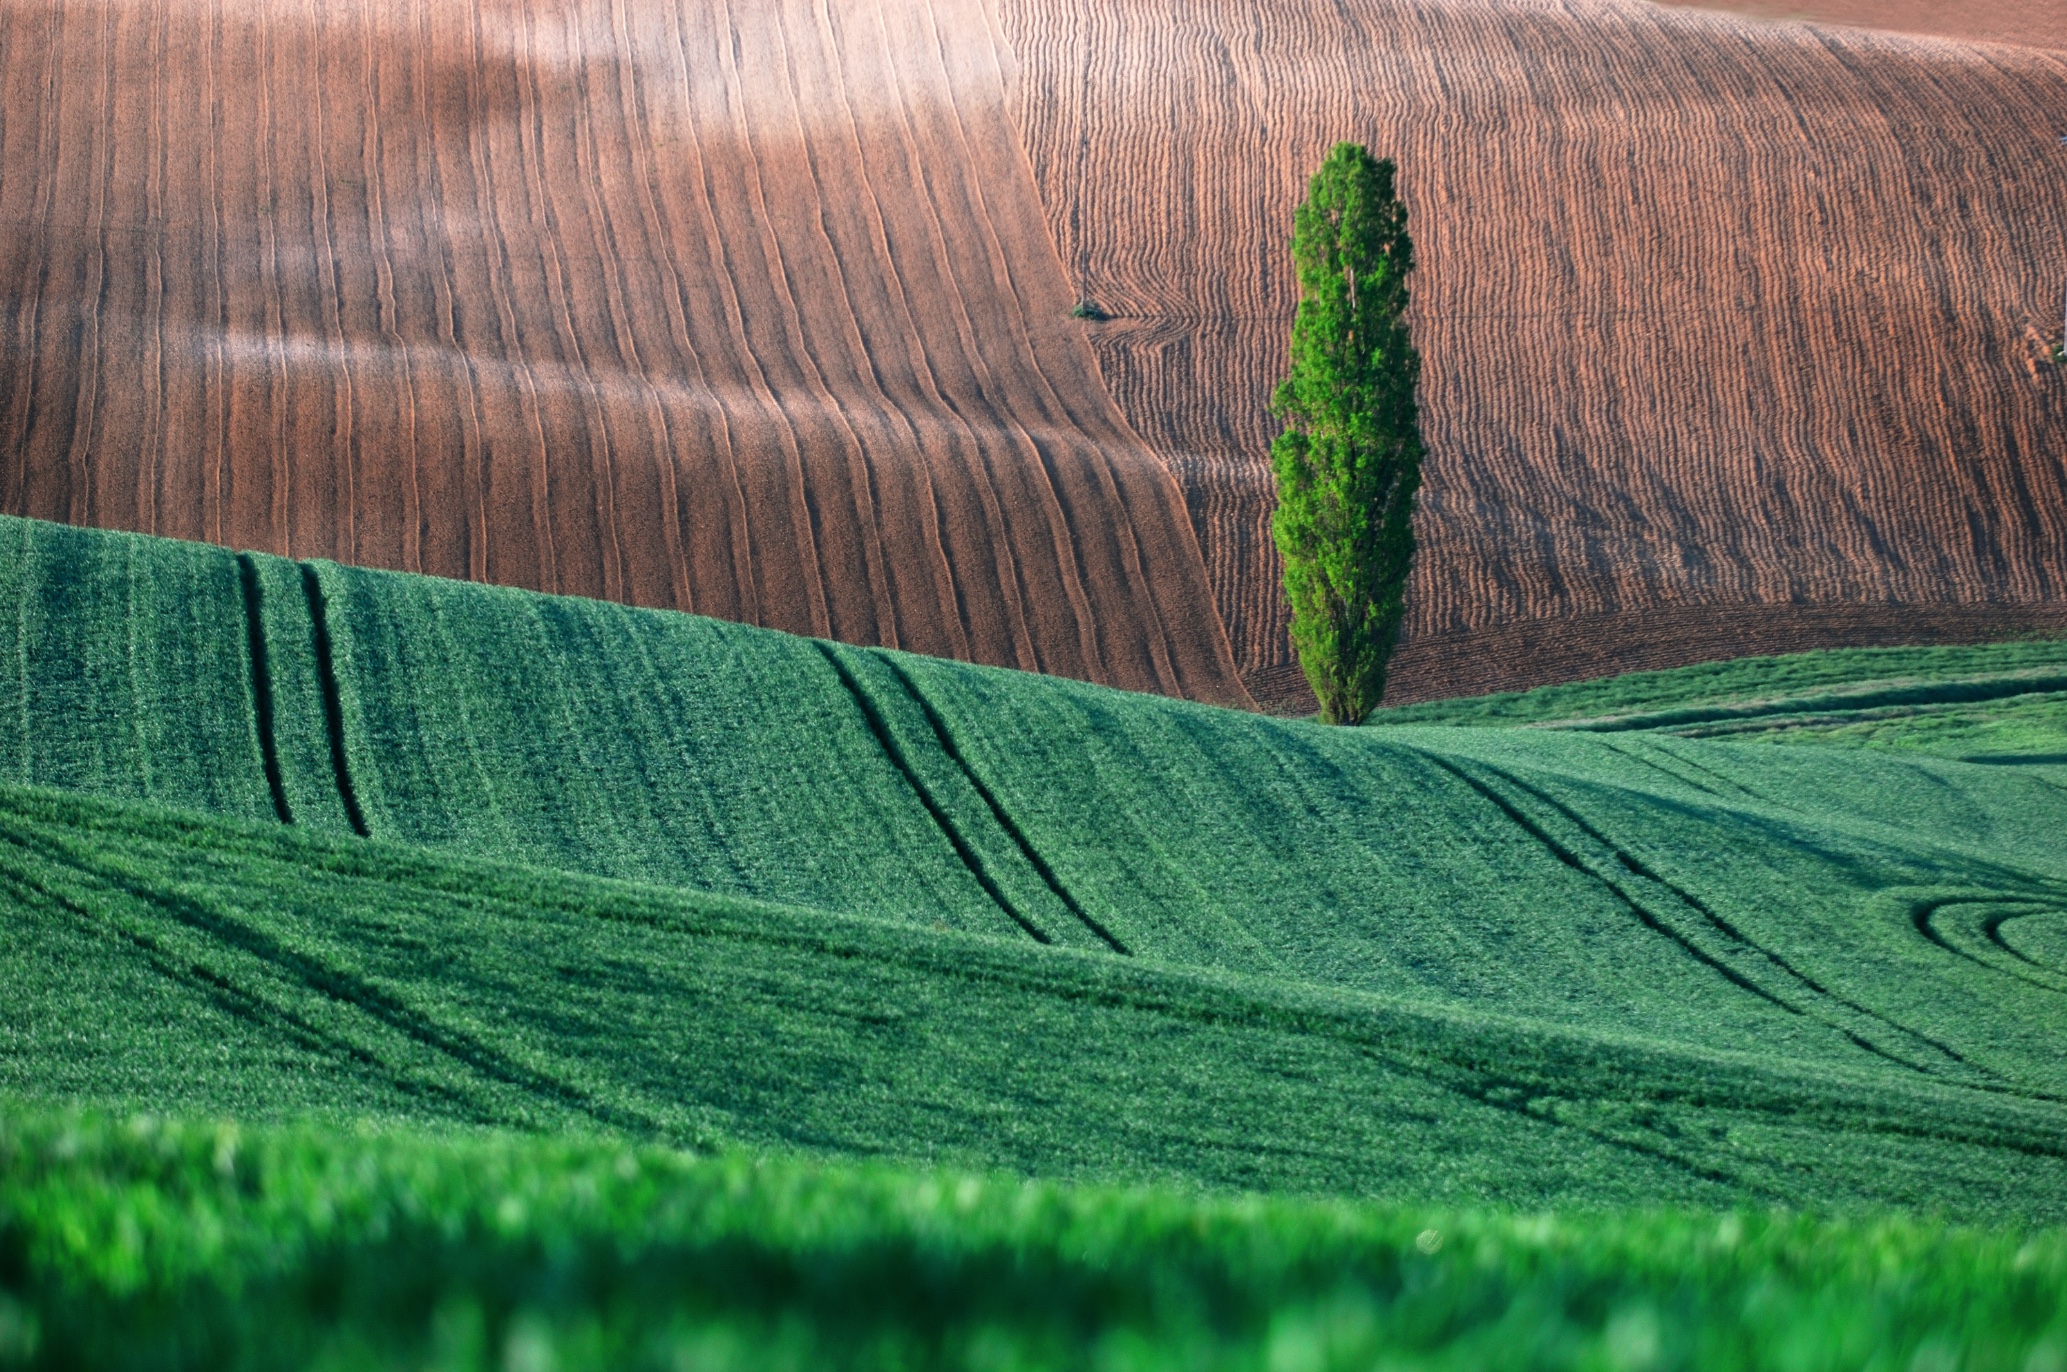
[1,1109,2065,1372]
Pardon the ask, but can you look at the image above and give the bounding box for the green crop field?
[1,514,2063,1368]
[6,1109,2066,1372]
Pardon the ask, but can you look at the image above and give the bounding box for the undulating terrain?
[0,514,2062,1192]
[4,0,2065,1355]
[1666,0,2067,53]
[1000,0,2067,705]
[1,515,2064,1364]
[3,0,2063,710]
[0,513,2064,1364]
[0,0,1246,704]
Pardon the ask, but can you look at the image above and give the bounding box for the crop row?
[4,515,2064,1103]
[3,780,2066,1216]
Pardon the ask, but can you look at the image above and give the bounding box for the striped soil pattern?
[1663,0,2067,53]
[0,0,1250,706]
[998,0,2067,708]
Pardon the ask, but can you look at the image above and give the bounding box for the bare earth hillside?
[999,0,2067,706]
[1661,0,2067,53]
[4,0,2063,711]
[0,0,1249,704]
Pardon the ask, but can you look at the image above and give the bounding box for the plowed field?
[4,0,2064,714]
[0,0,1246,704]
[1663,0,2067,52]
[999,0,2067,707]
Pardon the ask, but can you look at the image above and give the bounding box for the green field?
[6,1109,2066,1372]
[1,514,2064,1367]
[1374,638,2067,759]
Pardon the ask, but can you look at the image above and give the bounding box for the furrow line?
[811,641,1051,946]
[235,554,293,825]
[297,563,370,837]
[874,653,1128,956]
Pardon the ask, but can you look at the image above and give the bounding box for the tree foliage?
[1271,143,1425,724]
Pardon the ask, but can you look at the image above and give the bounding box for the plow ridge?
[0,0,1247,705]
[998,0,2067,707]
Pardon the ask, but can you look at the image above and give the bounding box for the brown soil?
[1655,0,2067,53]
[998,0,2067,711]
[5,0,2063,716]
[1376,603,2067,706]
[0,0,1250,706]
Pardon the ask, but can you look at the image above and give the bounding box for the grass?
[0,518,277,822]
[1370,636,2067,756]
[10,779,2066,1212]
[4,1109,2067,1372]
[3,513,2067,1362]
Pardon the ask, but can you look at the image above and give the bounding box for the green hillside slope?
[2,780,2064,1217]
[1374,638,2067,759]
[5,513,2067,1367]
[886,657,2067,1092]
[1,513,2064,1213]
[0,519,277,822]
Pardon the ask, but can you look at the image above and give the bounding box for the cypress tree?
[1270,143,1424,725]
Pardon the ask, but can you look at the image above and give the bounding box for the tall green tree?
[1271,143,1425,725]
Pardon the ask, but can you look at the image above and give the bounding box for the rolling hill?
[4,513,2065,1206]
[0,0,1247,704]
[1665,0,2067,53]
[1001,0,2067,706]
[3,513,2066,1365]
[4,0,2063,712]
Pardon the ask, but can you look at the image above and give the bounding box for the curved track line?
[0,813,656,1132]
[1467,755,2000,1078]
[298,564,369,837]
[235,554,294,824]
[812,641,1052,944]
[1424,751,2005,1088]
[873,650,1129,954]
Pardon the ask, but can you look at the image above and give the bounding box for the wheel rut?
[1425,751,2011,1091]
[298,564,370,838]
[235,553,294,826]
[814,640,1057,945]
[0,806,657,1134]
[874,651,1128,954]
